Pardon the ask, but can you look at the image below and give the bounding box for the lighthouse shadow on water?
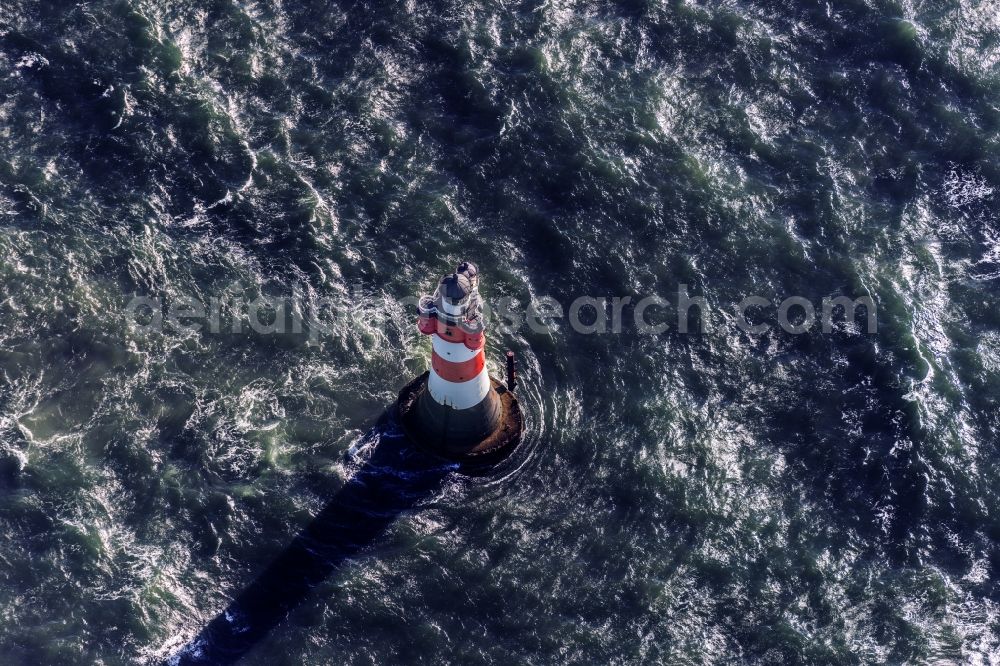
[168,412,458,665]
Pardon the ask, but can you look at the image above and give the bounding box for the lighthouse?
[397,261,523,465]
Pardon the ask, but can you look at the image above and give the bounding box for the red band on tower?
[432,349,486,383]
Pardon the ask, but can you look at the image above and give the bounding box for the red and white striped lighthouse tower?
[397,261,523,464]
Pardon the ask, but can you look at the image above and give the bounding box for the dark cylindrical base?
[415,385,501,449]
[397,372,524,466]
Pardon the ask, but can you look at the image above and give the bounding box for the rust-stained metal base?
[397,372,524,468]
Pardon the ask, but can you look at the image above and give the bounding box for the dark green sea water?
[2,0,1000,663]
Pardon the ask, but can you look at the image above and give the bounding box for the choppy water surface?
[1,0,999,663]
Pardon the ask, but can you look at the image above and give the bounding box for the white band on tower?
[428,365,491,409]
[431,335,480,363]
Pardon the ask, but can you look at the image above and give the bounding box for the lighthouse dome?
[440,272,472,302]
